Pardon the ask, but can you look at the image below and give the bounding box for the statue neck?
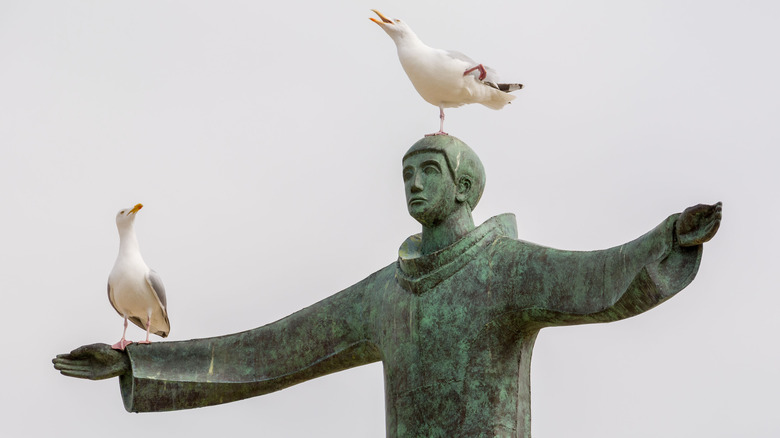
[419,205,475,255]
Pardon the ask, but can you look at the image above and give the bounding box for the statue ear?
[456,176,471,203]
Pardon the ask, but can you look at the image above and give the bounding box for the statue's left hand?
[676,202,722,247]
[52,343,130,380]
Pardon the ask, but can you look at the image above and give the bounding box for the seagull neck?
[118,227,141,255]
[393,32,425,50]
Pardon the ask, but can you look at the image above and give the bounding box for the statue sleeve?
[495,214,703,326]
[119,267,388,412]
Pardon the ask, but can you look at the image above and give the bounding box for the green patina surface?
[55,135,721,438]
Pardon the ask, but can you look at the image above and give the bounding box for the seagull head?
[370,9,416,43]
[115,203,143,229]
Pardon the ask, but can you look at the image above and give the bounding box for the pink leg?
[111,317,132,350]
[138,315,152,344]
[463,64,487,81]
[426,107,448,137]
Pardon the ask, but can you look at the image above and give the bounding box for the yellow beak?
[370,9,393,25]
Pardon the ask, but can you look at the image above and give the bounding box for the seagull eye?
[120,210,125,214]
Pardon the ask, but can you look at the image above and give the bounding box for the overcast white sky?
[2,1,778,436]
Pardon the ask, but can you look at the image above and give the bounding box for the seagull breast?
[108,256,170,338]
[397,46,475,108]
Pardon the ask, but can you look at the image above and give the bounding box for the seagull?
[107,203,169,350]
[370,9,523,136]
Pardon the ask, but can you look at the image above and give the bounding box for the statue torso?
[370,214,535,437]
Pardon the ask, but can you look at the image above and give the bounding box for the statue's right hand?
[52,343,130,380]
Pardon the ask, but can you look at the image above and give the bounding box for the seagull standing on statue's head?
[107,203,169,350]
[370,9,523,136]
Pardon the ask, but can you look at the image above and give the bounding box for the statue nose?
[410,174,423,192]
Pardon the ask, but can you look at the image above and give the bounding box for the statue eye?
[423,165,440,175]
[403,169,413,181]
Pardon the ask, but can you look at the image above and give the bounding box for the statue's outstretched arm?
[53,264,392,413]
[120,266,391,412]
[496,203,721,327]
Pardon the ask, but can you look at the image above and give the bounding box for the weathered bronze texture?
[54,135,722,437]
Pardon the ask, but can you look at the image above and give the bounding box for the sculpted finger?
[54,353,79,361]
[52,357,71,368]
[698,203,722,243]
[713,202,723,220]
[702,215,721,242]
[55,364,94,378]
[54,359,89,368]
[53,360,89,372]
[678,216,721,246]
[59,369,93,379]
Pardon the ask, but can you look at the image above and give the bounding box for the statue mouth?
[408,197,427,207]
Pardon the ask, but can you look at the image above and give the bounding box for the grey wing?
[445,49,477,65]
[146,269,167,308]
[107,281,124,316]
[446,49,502,83]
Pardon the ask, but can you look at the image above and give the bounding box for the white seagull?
[370,9,523,136]
[107,203,169,350]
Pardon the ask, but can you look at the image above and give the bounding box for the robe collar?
[396,214,518,294]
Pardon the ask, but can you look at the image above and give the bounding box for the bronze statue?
[54,135,721,437]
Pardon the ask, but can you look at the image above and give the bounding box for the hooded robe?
[120,213,700,437]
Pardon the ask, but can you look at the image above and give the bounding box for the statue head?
[402,135,485,226]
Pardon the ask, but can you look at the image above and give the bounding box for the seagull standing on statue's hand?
[370,9,523,136]
[107,203,170,350]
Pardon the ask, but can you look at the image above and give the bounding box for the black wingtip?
[497,83,523,92]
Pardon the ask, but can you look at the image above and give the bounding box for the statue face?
[402,152,458,226]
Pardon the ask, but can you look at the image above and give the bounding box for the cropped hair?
[403,135,485,211]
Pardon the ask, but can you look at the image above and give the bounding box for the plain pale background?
[2,1,778,436]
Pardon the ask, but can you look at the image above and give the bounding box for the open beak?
[370,9,393,25]
[129,203,143,215]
